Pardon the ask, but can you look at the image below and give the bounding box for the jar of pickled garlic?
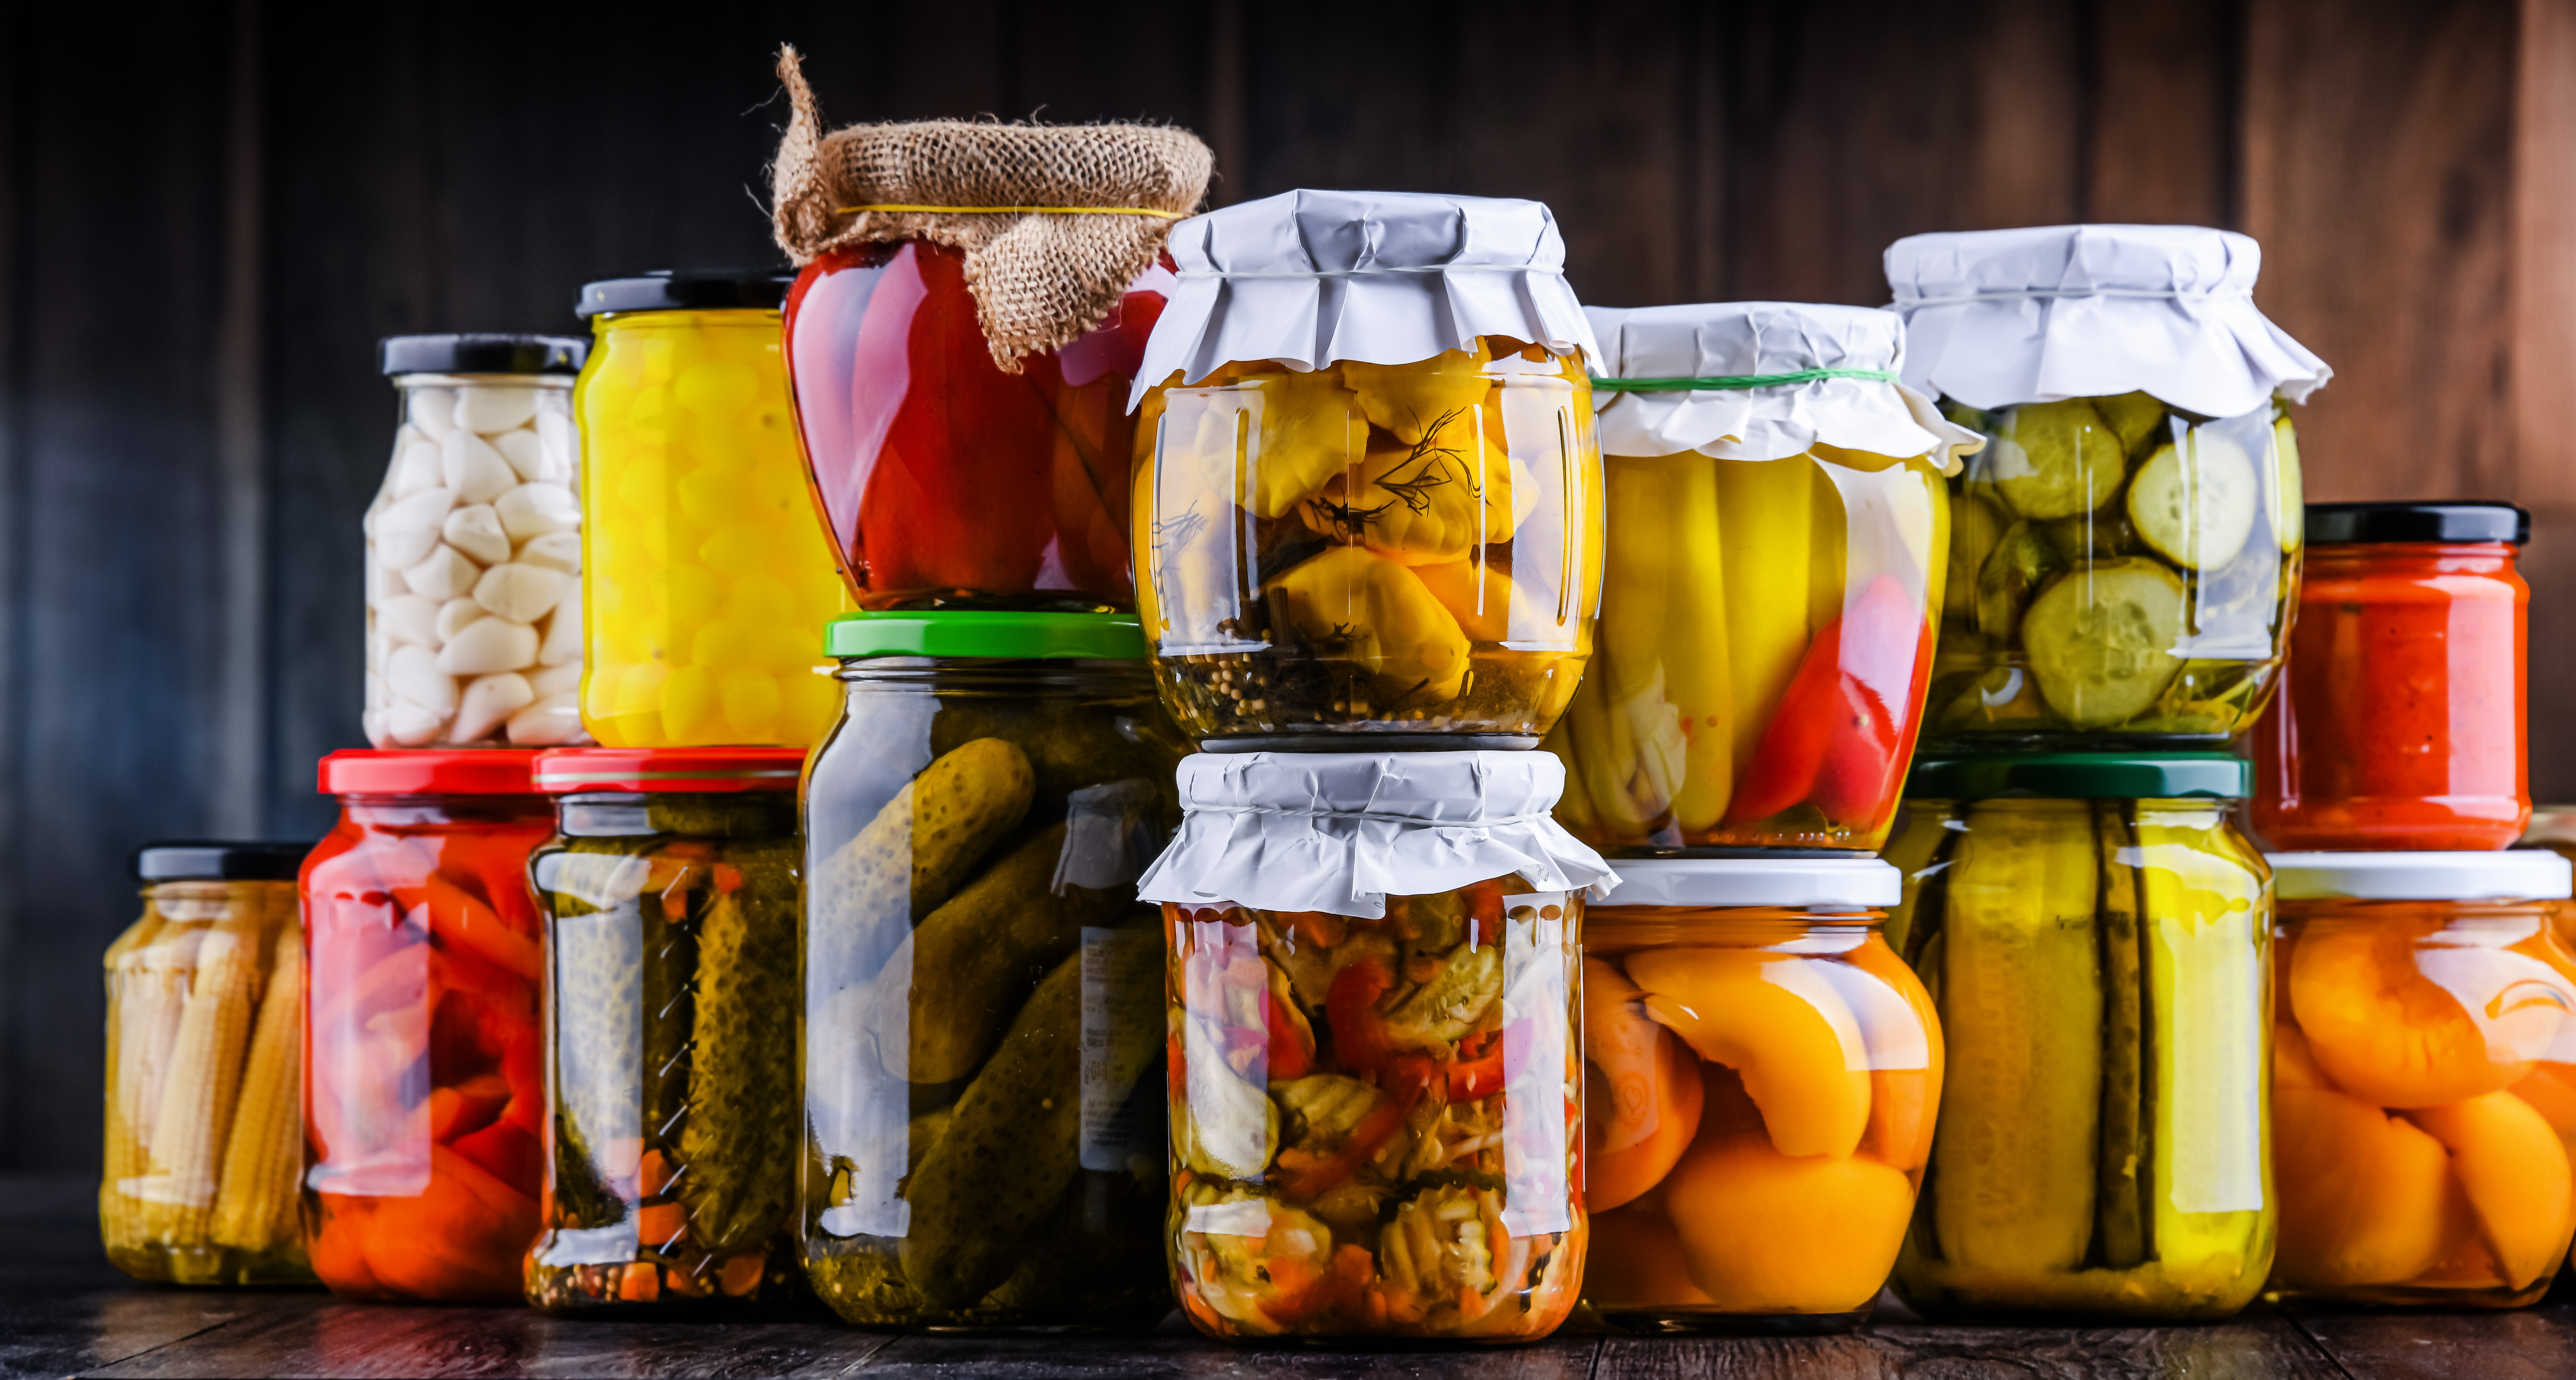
[1136,751,1616,1340]
[1886,753,2274,1319]
[574,271,851,748]
[1580,857,1935,1331]
[303,750,551,1301]
[801,612,1188,1328]
[1549,303,1977,852]
[368,334,590,748]
[525,748,805,1313]
[1887,226,2331,748]
[2252,503,2531,852]
[102,842,314,1285]
[2264,850,2576,1308]
[1129,190,1604,749]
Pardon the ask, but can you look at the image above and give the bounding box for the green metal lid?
[1905,752,2250,801]
[824,610,1149,661]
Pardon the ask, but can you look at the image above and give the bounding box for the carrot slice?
[425,871,542,982]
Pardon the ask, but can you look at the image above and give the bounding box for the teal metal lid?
[1905,752,2250,801]
[824,610,1148,661]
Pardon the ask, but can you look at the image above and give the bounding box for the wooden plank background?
[0,0,2567,1171]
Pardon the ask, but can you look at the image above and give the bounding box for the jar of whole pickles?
[1887,225,2332,747]
[368,334,590,748]
[573,270,851,748]
[1550,303,1978,852]
[1135,751,1616,1340]
[102,842,314,1285]
[2265,849,2576,1308]
[1887,753,2274,1319]
[1580,857,1936,1331]
[800,611,1188,1328]
[1129,190,1604,749]
[525,748,806,1313]
[303,750,551,1301]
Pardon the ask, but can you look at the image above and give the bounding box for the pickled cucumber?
[2269,415,2304,554]
[1973,522,2063,641]
[2127,430,2258,571]
[2093,392,2171,455]
[1987,400,2125,520]
[1946,493,2004,624]
[2093,802,2148,1270]
[679,866,800,1253]
[2019,559,2186,728]
[808,737,1035,993]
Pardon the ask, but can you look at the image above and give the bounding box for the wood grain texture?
[2289,1303,2576,1380]
[1594,1311,2348,1380]
[2086,0,2236,226]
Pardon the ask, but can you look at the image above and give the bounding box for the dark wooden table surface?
[4,1175,2567,1378]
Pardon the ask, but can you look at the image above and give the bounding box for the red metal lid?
[316,748,542,797]
[531,747,807,794]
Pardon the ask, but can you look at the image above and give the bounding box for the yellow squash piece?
[1301,430,1526,566]
[1341,345,1495,443]
[1183,368,1370,519]
[1623,945,1871,1159]
[1264,547,1471,703]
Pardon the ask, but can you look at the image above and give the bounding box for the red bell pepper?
[1277,1058,1432,1201]
[1265,990,1315,1080]
[1325,958,1399,1077]
[1728,575,1925,827]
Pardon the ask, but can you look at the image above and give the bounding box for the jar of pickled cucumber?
[1886,226,2332,748]
[800,611,1189,1328]
[304,750,552,1302]
[1129,190,1604,750]
[574,271,852,748]
[1136,750,1616,1340]
[2264,850,2576,1308]
[102,842,314,1285]
[1549,302,1979,852]
[525,748,806,1313]
[1886,753,2274,1319]
[1580,857,1935,1331]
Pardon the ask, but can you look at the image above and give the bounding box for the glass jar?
[2251,504,2531,852]
[366,334,590,748]
[525,748,806,1313]
[302,750,552,1301]
[102,843,314,1285]
[1888,754,2274,1319]
[573,271,852,749]
[800,612,1188,1328]
[1579,858,1936,1331]
[2264,850,2576,1308]
[784,241,1168,612]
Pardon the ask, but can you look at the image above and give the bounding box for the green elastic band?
[1592,368,1898,392]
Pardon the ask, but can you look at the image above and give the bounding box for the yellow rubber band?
[835,203,1182,219]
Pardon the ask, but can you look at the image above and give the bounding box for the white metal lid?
[1599,856,1902,910]
[2267,850,2574,902]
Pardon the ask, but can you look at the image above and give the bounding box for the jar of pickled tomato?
[525,748,806,1314]
[102,843,314,1286]
[1886,753,2274,1319]
[574,271,851,748]
[1129,190,1604,750]
[1580,857,1936,1331]
[1137,750,1617,1340]
[2265,849,2576,1308]
[2252,503,2531,852]
[302,750,551,1301]
[1549,302,1975,852]
[1888,226,2330,748]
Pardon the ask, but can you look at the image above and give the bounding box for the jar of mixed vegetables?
[2265,850,2576,1308]
[102,842,314,1285]
[1550,302,1975,851]
[302,750,551,1301]
[1886,225,2330,747]
[800,611,1188,1328]
[1885,753,2274,1319]
[1129,190,1604,749]
[574,271,851,748]
[1136,750,1617,1340]
[525,748,806,1313]
[1580,857,1936,1330]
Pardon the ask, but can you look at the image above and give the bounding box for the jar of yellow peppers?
[574,271,851,748]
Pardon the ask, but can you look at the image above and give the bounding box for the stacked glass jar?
[1882,223,2333,1319]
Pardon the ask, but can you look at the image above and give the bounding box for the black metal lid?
[575,269,796,318]
[132,841,311,883]
[378,334,588,377]
[2308,502,2530,546]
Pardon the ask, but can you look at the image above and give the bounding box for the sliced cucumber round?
[2270,415,2304,553]
[1946,493,2006,622]
[2020,558,2187,729]
[1974,521,2063,642]
[2125,428,2258,571]
[2092,391,2171,455]
[1988,399,2127,520]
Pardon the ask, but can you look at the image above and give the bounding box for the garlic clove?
[473,561,574,624]
[442,430,517,504]
[373,487,458,571]
[456,386,539,434]
[495,481,580,542]
[378,593,440,648]
[435,616,539,675]
[515,530,582,574]
[402,543,481,602]
[386,643,458,716]
[451,672,536,743]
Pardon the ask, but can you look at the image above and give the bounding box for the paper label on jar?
[1080,924,1162,1173]
[1499,897,1574,1238]
[1054,780,1166,894]
[2139,839,2270,1217]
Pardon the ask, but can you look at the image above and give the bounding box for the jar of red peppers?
[2252,503,2531,852]
[1136,751,1616,1340]
[302,749,550,1301]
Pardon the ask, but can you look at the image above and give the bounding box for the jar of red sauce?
[782,242,1171,612]
[2252,503,2530,851]
[302,749,551,1301]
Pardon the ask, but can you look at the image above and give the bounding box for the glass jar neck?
[338,796,554,829]
[2302,541,2520,580]
[556,790,798,838]
[393,373,573,391]
[834,657,1154,692]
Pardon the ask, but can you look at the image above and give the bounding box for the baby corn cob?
[100,911,168,1249]
[212,924,305,1253]
[126,926,209,1168]
[140,911,265,1245]
[1662,451,1733,832]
